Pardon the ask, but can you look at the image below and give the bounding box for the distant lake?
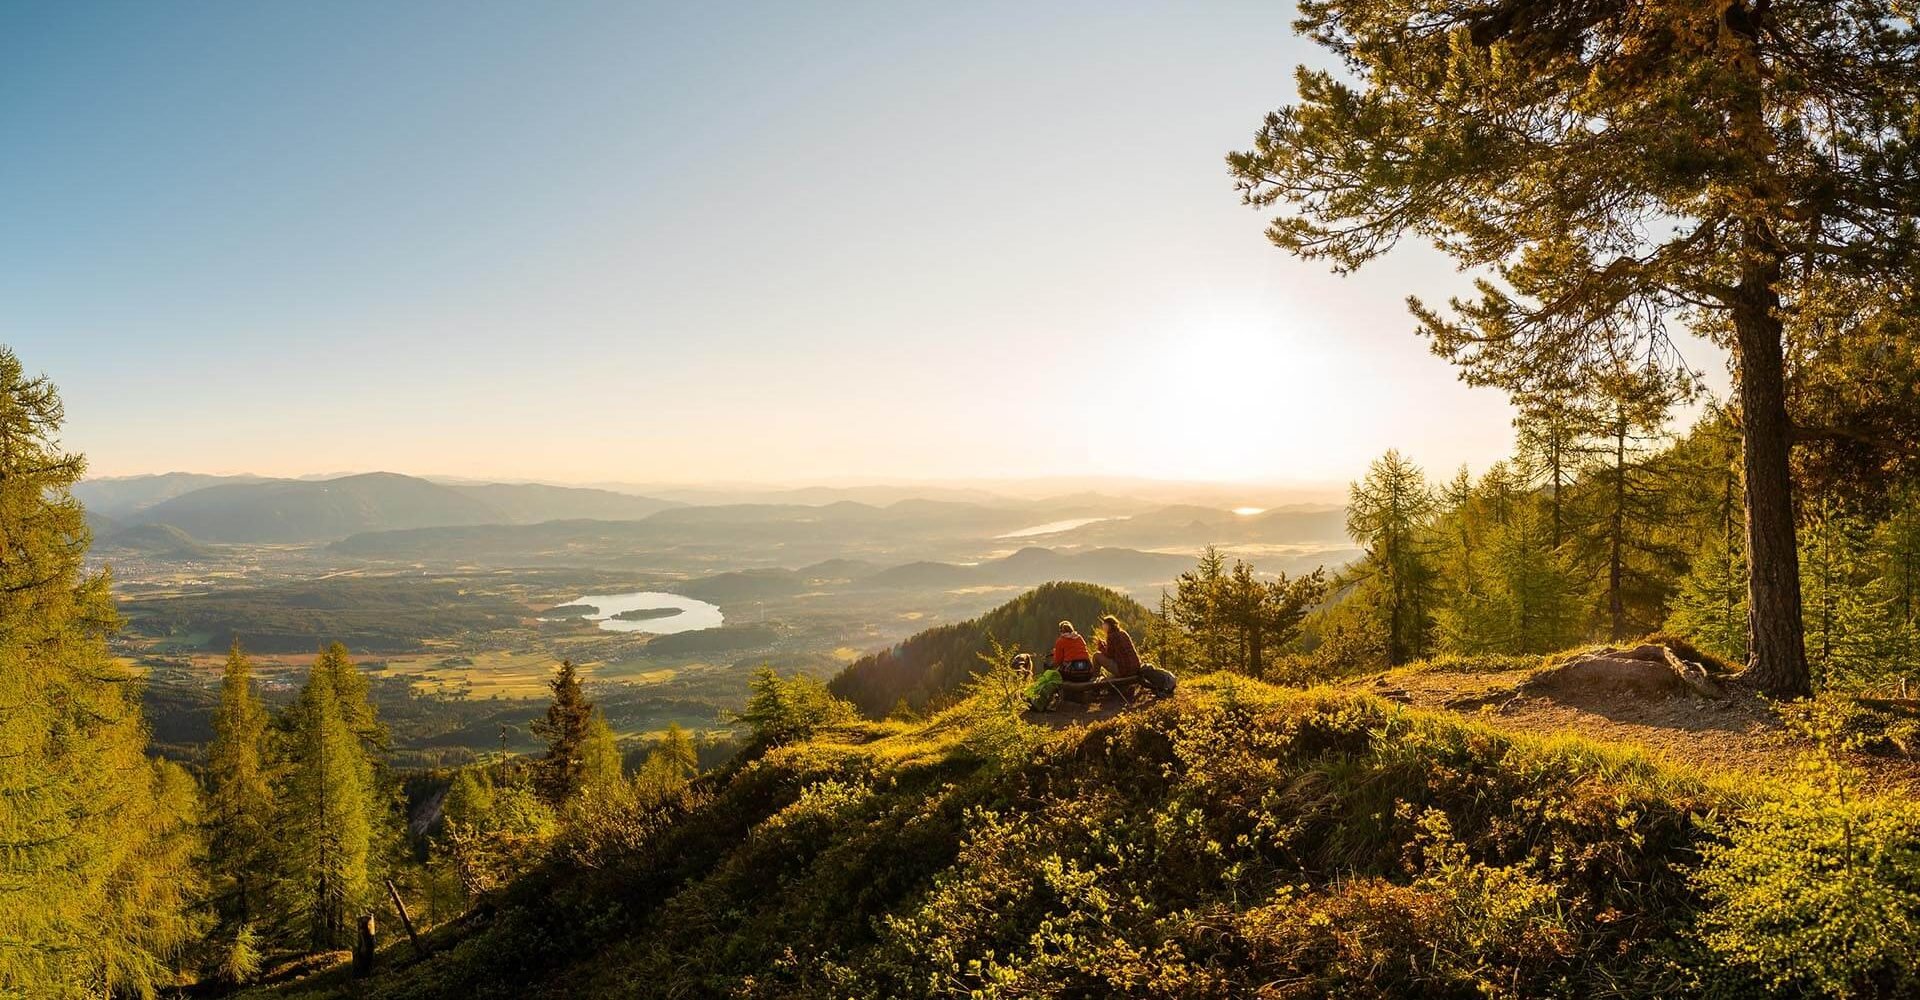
[542,591,724,634]
[998,516,1118,539]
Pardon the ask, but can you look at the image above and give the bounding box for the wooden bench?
[1010,653,1153,709]
[1055,673,1148,705]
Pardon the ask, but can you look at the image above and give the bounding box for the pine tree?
[0,348,200,997]
[1439,506,1587,655]
[532,660,596,805]
[1164,549,1325,675]
[1668,531,1752,664]
[205,641,276,979]
[1801,503,1908,690]
[1166,547,1236,670]
[735,667,854,746]
[1346,450,1440,664]
[282,660,376,951]
[1873,497,1920,673]
[1230,1,1920,696]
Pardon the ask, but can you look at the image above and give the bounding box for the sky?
[2,1,1727,490]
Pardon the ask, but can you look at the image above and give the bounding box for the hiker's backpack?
[1141,665,1176,697]
[1025,668,1063,712]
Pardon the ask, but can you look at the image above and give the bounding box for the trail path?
[1353,665,1920,792]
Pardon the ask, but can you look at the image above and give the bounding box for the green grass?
[253,673,1917,999]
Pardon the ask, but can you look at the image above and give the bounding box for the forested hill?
[829,581,1152,716]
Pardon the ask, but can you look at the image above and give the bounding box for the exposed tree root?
[1524,644,1726,701]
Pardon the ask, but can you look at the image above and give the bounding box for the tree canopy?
[1231,0,1920,696]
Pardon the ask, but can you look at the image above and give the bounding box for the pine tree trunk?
[1610,417,1627,640]
[1549,440,1564,548]
[1732,269,1811,698]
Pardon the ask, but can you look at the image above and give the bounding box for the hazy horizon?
[78,467,1353,507]
[5,2,1730,486]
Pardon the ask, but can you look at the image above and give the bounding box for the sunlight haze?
[3,1,1727,486]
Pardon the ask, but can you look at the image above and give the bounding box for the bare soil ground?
[1355,664,1920,792]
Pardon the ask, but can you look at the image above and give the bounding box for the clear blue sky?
[0,2,1726,487]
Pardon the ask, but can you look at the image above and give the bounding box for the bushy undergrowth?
[256,676,1920,1000]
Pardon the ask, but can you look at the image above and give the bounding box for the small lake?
[997,516,1119,539]
[542,591,725,634]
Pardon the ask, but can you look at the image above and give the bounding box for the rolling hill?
[829,581,1154,715]
[72,471,268,519]
[446,482,680,522]
[130,472,504,543]
[858,546,1194,591]
[95,522,216,560]
[114,472,681,543]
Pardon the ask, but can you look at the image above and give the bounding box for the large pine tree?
[532,660,597,805]
[205,641,276,979]
[1230,1,1920,696]
[0,348,199,997]
[281,655,378,951]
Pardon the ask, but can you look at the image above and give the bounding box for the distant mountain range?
[75,472,681,544]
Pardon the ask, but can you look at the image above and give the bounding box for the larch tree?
[0,348,200,998]
[282,660,376,951]
[1346,450,1440,664]
[635,721,700,799]
[1230,0,1920,697]
[1512,389,1596,549]
[1874,496,1920,669]
[1574,367,1692,639]
[578,709,624,798]
[206,641,276,979]
[1800,500,1908,688]
[1668,529,1752,663]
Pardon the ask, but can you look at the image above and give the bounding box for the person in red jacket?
[1095,614,1141,678]
[1051,620,1094,682]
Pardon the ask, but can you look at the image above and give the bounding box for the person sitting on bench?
[1051,620,1094,682]
[1094,614,1141,678]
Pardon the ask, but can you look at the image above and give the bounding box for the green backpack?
[1024,668,1063,712]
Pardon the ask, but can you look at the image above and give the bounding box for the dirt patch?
[1353,661,1920,793]
[1024,686,1170,729]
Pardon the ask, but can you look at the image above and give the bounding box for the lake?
[543,590,725,634]
[997,516,1118,539]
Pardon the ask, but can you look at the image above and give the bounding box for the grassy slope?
[258,674,1771,1000]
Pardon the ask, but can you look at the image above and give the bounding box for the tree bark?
[1609,414,1627,640]
[386,877,427,957]
[1732,265,1811,698]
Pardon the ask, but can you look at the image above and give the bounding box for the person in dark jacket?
[1094,614,1142,678]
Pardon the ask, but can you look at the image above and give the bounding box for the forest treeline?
[0,347,708,995]
[1146,408,1920,697]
